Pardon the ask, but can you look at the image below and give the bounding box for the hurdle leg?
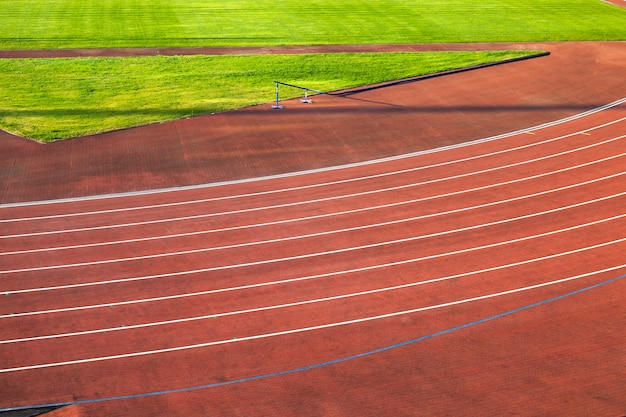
[271,82,284,109]
[300,89,313,104]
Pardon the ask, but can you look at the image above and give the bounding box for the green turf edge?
[1,0,626,49]
[0,50,544,142]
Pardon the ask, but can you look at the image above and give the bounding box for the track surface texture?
[1,42,626,416]
[1,42,625,203]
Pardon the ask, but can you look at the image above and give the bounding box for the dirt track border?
[0,42,571,58]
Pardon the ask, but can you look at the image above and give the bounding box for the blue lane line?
[2,273,625,412]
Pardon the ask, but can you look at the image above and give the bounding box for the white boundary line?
[1,97,625,211]
[3,169,623,256]
[2,237,624,344]
[3,169,624,292]
[2,264,624,373]
[3,113,625,224]
[0,116,608,223]
[2,129,624,239]
[3,212,624,317]
[2,184,624,276]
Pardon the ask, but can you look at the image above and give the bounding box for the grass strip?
[0,0,625,49]
[0,51,539,141]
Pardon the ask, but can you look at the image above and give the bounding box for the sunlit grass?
[0,0,625,49]
[0,51,539,141]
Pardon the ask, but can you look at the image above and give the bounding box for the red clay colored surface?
[603,0,626,8]
[1,42,626,203]
[1,42,625,417]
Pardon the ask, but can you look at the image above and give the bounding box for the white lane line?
[2,263,624,373]
[1,157,624,294]
[4,162,624,256]
[6,170,623,295]
[2,237,624,345]
[2,114,625,224]
[3,213,624,318]
[3,97,625,210]
[3,164,624,256]
[5,150,624,243]
[2,179,624,277]
[2,132,624,242]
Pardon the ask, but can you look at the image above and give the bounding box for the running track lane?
[2,42,626,204]
[1,100,625,416]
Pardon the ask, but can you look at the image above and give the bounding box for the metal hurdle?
[272,81,327,109]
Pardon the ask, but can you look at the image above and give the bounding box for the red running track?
[2,42,626,204]
[1,99,625,416]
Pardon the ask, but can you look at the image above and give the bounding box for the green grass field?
[1,0,626,49]
[1,0,625,141]
[0,51,538,141]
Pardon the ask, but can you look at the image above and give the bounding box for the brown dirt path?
[1,41,625,204]
[0,42,577,58]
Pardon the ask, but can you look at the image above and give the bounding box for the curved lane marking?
[3,212,624,317]
[2,167,624,255]
[4,147,625,241]
[1,116,624,226]
[1,188,624,277]
[2,272,624,411]
[3,166,623,294]
[1,136,624,268]
[2,122,624,230]
[2,237,625,343]
[1,265,624,373]
[3,183,624,292]
[2,103,626,411]
[2,96,625,210]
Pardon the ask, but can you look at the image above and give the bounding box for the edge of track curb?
[2,96,625,209]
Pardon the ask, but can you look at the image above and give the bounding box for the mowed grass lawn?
[1,0,625,140]
[0,51,538,141]
[1,0,625,48]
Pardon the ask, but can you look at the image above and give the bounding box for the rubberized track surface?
[2,42,626,203]
[1,42,626,416]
